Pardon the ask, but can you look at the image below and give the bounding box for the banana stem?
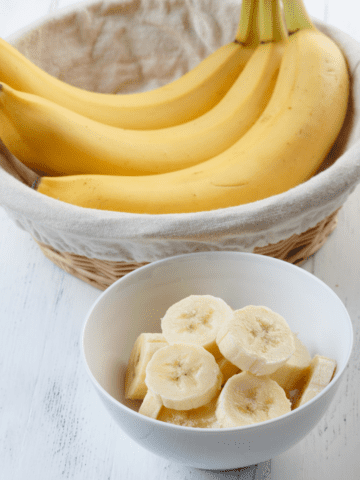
[235,0,261,47]
[259,0,288,43]
[282,0,314,33]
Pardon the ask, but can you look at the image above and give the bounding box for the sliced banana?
[216,305,295,376]
[161,295,233,359]
[217,355,241,386]
[215,371,291,428]
[145,343,223,411]
[269,334,311,395]
[138,390,163,419]
[125,333,168,400]
[158,393,220,428]
[293,354,337,409]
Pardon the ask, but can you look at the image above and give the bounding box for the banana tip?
[31,177,41,190]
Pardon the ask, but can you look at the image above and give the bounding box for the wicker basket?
[34,209,340,290]
[1,0,360,291]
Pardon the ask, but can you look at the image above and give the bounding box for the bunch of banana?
[0,37,281,177]
[33,0,349,214]
[0,0,350,214]
[124,294,337,428]
[0,0,261,130]
[0,0,282,176]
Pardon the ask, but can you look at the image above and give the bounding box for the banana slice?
[216,305,295,376]
[157,393,220,428]
[161,295,233,358]
[138,390,163,419]
[125,333,168,400]
[217,355,241,386]
[293,354,337,409]
[269,334,311,395]
[215,371,291,428]
[144,344,223,411]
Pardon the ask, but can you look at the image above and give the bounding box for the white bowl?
[81,252,353,470]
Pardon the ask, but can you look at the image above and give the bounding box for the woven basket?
[34,210,339,290]
[1,0,360,291]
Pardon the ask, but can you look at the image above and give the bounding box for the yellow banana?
[0,0,284,177]
[0,0,260,130]
[282,0,314,34]
[36,1,349,214]
[0,42,283,176]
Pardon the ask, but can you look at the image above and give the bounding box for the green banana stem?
[235,0,261,47]
[282,0,314,33]
[259,0,288,43]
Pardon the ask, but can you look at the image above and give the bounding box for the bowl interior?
[82,252,353,413]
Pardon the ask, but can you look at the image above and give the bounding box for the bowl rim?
[80,251,354,433]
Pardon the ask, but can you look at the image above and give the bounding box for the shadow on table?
[195,460,271,479]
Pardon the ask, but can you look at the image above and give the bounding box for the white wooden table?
[1,1,360,478]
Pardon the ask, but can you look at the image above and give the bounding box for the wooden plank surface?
[1,1,360,479]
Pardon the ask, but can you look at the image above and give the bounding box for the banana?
[216,306,296,376]
[0,113,36,168]
[124,333,168,400]
[37,7,349,213]
[0,35,284,177]
[292,354,337,409]
[282,0,314,34]
[217,356,241,386]
[269,333,311,395]
[143,343,222,411]
[0,1,283,177]
[215,371,291,428]
[0,0,261,130]
[157,393,220,428]
[138,390,163,419]
[130,295,335,425]
[160,295,233,360]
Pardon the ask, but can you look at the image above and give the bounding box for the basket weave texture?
[1,0,360,289]
[36,209,339,290]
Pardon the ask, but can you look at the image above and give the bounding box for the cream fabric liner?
[0,0,360,262]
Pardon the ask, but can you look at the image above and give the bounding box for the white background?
[1,1,360,478]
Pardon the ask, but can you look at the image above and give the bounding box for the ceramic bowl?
[81,251,353,470]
